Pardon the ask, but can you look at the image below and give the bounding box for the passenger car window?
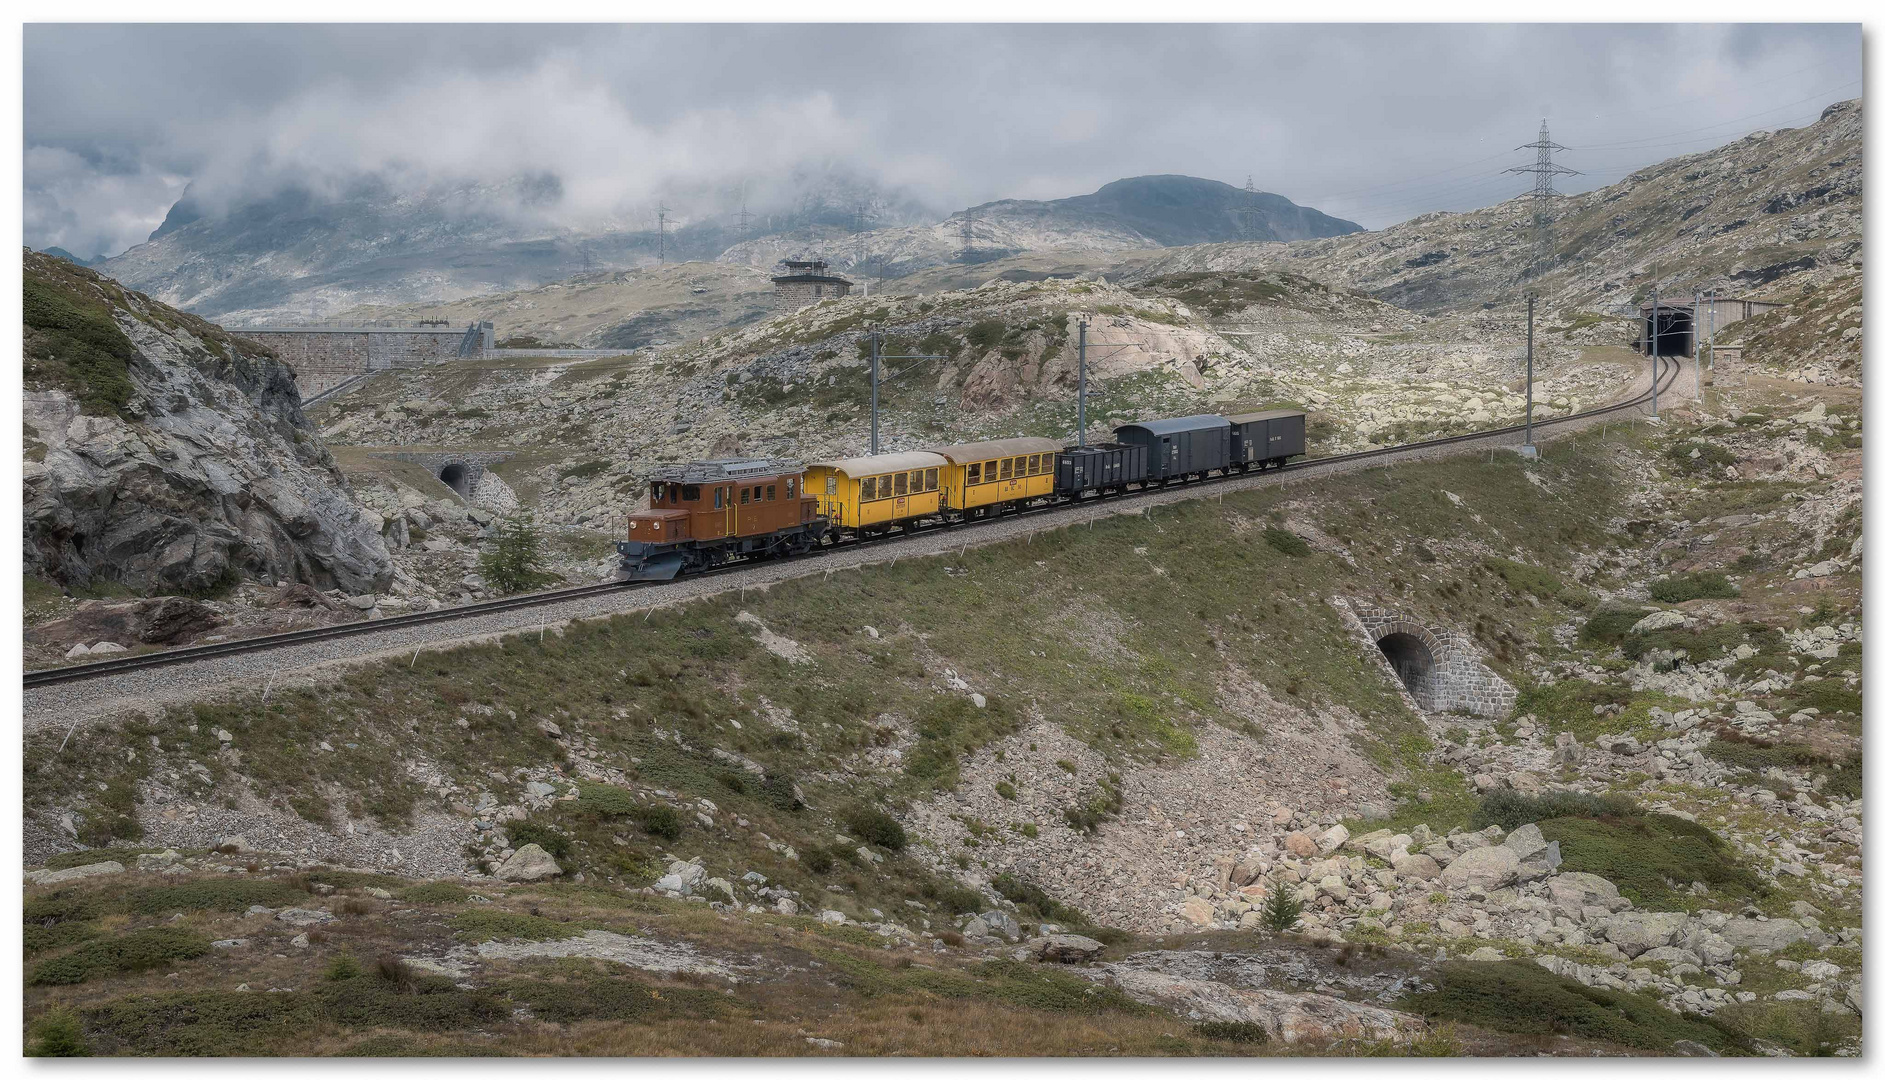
[925,468,938,491]
[968,463,981,484]
[1000,458,1013,480]
[825,476,836,495]
[862,476,876,500]
[894,472,908,496]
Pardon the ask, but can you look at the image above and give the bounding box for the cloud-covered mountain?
[99,173,1360,323]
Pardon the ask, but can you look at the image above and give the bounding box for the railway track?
[24,357,1681,690]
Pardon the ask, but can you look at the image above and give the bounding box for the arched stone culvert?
[1377,631,1437,708]
[438,463,470,497]
[1333,599,1517,718]
[369,450,516,504]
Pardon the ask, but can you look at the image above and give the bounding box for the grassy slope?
[28,425,1637,886]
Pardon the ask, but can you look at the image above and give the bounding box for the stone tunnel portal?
[1377,631,1436,708]
[438,462,470,497]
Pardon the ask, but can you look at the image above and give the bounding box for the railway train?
[616,409,1307,580]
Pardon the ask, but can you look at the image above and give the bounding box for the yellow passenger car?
[932,437,1062,518]
[804,451,948,533]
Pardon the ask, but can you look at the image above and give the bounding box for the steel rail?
[24,357,1679,688]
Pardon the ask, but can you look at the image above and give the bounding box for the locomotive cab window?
[740,488,750,504]
[682,485,700,501]
[968,463,981,484]
[766,484,776,501]
[786,478,796,498]
[714,488,724,509]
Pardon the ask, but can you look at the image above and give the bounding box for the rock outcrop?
[22,250,394,596]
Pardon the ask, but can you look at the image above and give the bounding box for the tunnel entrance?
[1377,631,1436,708]
[1643,306,1694,357]
[438,463,470,497]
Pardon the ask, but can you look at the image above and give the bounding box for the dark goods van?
[1113,415,1233,481]
[1226,409,1308,468]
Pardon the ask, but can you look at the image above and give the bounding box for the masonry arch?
[1376,630,1437,709]
[438,462,470,497]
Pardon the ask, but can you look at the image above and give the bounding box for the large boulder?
[1719,917,1807,953]
[1029,934,1105,963]
[1503,823,1548,860]
[26,860,125,886]
[1391,853,1442,881]
[1438,844,1520,891]
[1546,872,1622,910]
[1108,970,1427,1045]
[1599,912,1687,957]
[981,910,1023,942]
[494,843,562,882]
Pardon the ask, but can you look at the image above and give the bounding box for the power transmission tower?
[656,203,670,266]
[735,192,753,242]
[959,206,975,261]
[1505,119,1580,280]
[1234,175,1262,239]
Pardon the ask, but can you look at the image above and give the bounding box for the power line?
[1505,118,1579,281]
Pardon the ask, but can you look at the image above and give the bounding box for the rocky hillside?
[1135,101,1863,329]
[23,376,1863,1055]
[22,250,395,597]
[308,270,1629,531]
[335,262,778,351]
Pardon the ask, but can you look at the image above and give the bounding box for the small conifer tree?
[479,513,553,594]
[1259,884,1302,933]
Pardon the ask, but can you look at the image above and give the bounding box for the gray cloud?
[24,23,1862,259]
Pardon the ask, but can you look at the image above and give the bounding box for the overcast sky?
[24,23,1863,260]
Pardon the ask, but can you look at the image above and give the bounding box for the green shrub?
[1579,606,1651,646]
[801,846,836,875]
[1701,738,1823,772]
[844,806,908,852]
[577,782,639,817]
[325,955,365,981]
[993,872,1089,926]
[1062,774,1123,834]
[29,928,212,985]
[126,878,303,915]
[1262,527,1309,557]
[1471,788,1637,831]
[479,514,556,595]
[995,780,1017,800]
[1797,681,1862,716]
[503,821,570,859]
[1649,573,1739,603]
[1543,814,1766,909]
[1822,754,1862,799]
[965,319,1007,351]
[1195,1020,1268,1044]
[311,978,510,1033]
[1408,960,1743,1051]
[1259,885,1302,932]
[23,273,139,417]
[1484,557,1563,599]
[633,804,685,842]
[396,882,471,905]
[26,1009,89,1056]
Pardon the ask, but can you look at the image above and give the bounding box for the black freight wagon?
[1113,414,1233,481]
[1055,442,1148,497]
[1226,409,1308,468]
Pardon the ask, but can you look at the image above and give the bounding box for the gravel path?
[23,358,1680,734]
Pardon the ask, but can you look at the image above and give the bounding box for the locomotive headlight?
[653,522,662,531]
[629,521,638,530]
